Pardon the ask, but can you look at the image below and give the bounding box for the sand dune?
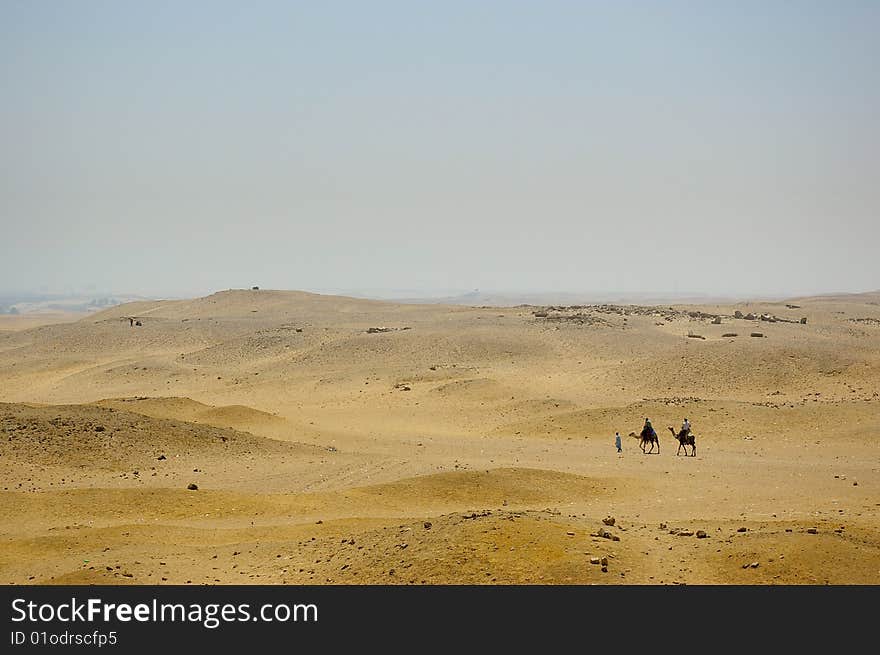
[1,288,878,585]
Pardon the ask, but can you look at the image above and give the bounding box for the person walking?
[615,431,622,453]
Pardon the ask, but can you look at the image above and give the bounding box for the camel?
[668,427,696,456]
[639,429,660,454]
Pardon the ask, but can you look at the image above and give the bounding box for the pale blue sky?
[2,1,878,298]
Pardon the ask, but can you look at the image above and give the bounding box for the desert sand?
[1,289,878,585]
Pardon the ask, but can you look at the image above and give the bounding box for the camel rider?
[680,418,691,439]
[642,418,656,439]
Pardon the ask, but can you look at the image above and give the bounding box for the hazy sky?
[2,1,878,299]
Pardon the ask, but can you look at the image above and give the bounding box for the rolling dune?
[1,288,878,584]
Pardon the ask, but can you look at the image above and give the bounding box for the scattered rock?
[687,332,705,339]
[603,516,616,526]
[807,528,818,534]
[594,527,620,541]
[566,531,575,536]
[423,522,432,530]
[659,522,667,529]
[750,562,760,568]
[800,317,807,324]
[677,530,694,537]
[737,527,748,532]
[600,556,608,566]
[711,317,722,324]
[186,483,198,491]
[590,557,600,565]
[157,454,166,460]
[94,425,105,432]
[734,310,744,319]
[722,333,738,338]
[696,530,708,538]
[750,332,764,338]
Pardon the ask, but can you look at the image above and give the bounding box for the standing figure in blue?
[614,431,622,453]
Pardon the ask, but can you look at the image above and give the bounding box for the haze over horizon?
[3,2,878,299]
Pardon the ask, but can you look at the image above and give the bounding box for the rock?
[659,522,667,529]
[711,317,722,324]
[595,527,618,541]
[600,556,608,566]
[807,528,818,534]
[157,454,166,460]
[601,566,608,573]
[745,313,757,320]
[750,332,764,338]
[750,562,759,568]
[722,333,738,338]
[603,516,616,526]
[687,333,705,339]
[853,481,858,486]
[423,522,432,530]
[800,317,807,324]
[590,557,600,565]
[742,562,750,569]
[677,530,694,537]
[186,483,198,491]
[734,310,744,319]
[737,527,748,532]
[566,531,575,536]
[696,530,708,538]
[94,425,105,432]
[533,312,548,318]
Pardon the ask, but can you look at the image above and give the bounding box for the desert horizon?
[2,286,878,585]
[3,7,880,631]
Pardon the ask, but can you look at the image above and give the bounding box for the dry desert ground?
[1,289,878,585]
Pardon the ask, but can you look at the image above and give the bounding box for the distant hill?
[0,293,152,315]
[387,290,786,307]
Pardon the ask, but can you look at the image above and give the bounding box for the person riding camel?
[679,417,691,439]
[641,418,656,440]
